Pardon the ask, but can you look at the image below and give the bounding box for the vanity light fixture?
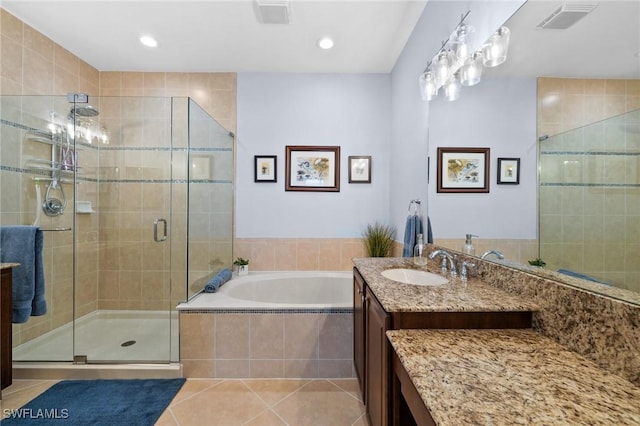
[418,10,510,102]
[317,36,334,50]
[139,35,158,48]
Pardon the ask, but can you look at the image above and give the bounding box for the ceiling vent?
[537,3,598,29]
[255,0,292,25]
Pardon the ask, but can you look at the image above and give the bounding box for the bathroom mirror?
[427,0,640,305]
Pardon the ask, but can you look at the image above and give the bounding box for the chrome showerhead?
[69,105,99,119]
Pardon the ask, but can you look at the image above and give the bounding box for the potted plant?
[363,222,395,257]
[233,257,250,275]
[528,258,546,268]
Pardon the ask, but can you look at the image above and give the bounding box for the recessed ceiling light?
[317,37,334,50]
[139,35,158,48]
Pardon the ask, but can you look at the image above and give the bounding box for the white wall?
[389,0,527,241]
[236,73,391,238]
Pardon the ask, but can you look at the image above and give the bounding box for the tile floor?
[1,378,369,425]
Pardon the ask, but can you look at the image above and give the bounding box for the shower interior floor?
[13,310,179,363]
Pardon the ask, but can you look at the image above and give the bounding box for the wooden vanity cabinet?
[353,270,367,400]
[1,267,13,392]
[353,267,532,426]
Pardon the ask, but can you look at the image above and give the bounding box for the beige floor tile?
[272,380,365,426]
[1,380,58,412]
[154,408,178,426]
[168,379,222,405]
[329,379,363,402]
[170,380,268,426]
[243,409,288,425]
[243,379,309,406]
[351,413,370,426]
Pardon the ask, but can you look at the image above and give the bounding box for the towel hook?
[407,199,422,215]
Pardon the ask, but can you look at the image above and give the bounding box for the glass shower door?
[73,96,176,363]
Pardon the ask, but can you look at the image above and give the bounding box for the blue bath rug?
[2,378,186,425]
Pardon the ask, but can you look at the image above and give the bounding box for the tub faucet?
[428,249,457,276]
[481,250,505,260]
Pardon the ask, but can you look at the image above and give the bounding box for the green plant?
[363,222,395,257]
[233,257,249,266]
[528,258,546,267]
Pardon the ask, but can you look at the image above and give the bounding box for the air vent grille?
[537,3,598,29]
[255,0,292,25]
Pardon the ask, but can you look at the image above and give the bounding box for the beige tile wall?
[233,238,368,272]
[1,8,238,346]
[538,77,640,291]
[1,9,101,347]
[180,312,354,379]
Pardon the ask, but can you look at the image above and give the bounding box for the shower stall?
[0,94,233,365]
[539,107,640,292]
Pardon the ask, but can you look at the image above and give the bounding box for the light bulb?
[482,26,510,67]
[444,74,461,101]
[419,72,438,101]
[460,52,483,86]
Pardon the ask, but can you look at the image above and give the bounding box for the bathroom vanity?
[1,263,17,394]
[387,329,640,425]
[353,257,538,426]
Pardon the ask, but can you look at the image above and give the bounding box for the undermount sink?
[381,268,449,286]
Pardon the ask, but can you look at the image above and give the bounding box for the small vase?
[237,265,248,276]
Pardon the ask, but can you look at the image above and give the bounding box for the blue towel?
[204,268,232,293]
[0,226,47,323]
[402,215,424,257]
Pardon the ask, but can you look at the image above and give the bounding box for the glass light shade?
[433,51,451,86]
[482,26,510,67]
[460,52,483,86]
[419,72,438,101]
[444,74,461,101]
[452,24,474,62]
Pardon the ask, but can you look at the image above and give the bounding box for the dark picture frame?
[285,145,340,192]
[254,155,277,182]
[348,156,372,183]
[497,157,520,185]
[436,147,490,193]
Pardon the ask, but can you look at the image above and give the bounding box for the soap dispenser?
[413,233,427,266]
[462,234,478,256]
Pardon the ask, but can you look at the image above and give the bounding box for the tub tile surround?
[233,238,367,272]
[180,312,354,379]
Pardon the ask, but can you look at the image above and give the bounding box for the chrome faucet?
[428,249,457,276]
[460,260,475,281]
[481,250,505,260]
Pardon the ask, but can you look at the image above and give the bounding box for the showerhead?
[69,105,99,119]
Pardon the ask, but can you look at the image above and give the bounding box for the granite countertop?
[387,329,640,425]
[353,257,538,313]
[0,263,19,270]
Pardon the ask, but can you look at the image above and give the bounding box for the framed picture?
[285,145,340,192]
[497,157,520,184]
[436,147,490,193]
[348,156,371,183]
[254,155,277,182]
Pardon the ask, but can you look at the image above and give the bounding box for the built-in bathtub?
[177,271,354,379]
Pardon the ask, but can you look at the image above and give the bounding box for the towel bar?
[40,227,71,232]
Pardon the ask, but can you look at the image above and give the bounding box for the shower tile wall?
[537,77,640,291]
[1,7,102,347]
[1,7,237,346]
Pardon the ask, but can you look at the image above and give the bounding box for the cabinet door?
[353,269,366,400]
[366,291,391,426]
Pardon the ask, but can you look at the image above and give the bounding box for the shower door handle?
[153,219,167,242]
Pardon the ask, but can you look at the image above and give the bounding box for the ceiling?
[2,1,639,77]
[1,0,427,73]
